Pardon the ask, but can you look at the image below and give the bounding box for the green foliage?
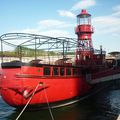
[65,52,75,55]
[0,46,57,57]
[0,51,16,57]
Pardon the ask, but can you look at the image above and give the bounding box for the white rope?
[117,115,120,120]
[15,83,40,120]
[43,84,55,120]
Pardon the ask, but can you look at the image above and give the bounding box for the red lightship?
[0,9,120,110]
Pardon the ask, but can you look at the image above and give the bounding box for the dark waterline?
[0,86,120,120]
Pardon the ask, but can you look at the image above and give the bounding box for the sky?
[0,0,120,53]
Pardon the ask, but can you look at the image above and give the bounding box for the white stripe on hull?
[90,73,120,84]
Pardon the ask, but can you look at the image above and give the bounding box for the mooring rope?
[43,83,55,120]
[15,83,40,120]
[117,114,120,120]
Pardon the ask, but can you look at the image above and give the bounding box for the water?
[0,86,120,120]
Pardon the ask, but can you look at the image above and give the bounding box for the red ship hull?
[0,65,91,108]
[1,9,120,110]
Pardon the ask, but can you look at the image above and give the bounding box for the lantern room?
[77,9,91,25]
[75,9,94,41]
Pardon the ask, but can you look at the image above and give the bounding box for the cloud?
[112,5,120,11]
[71,0,96,10]
[38,19,64,28]
[38,19,74,29]
[92,5,120,52]
[13,29,71,37]
[112,5,120,17]
[57,10,75,18]
[12,19,74,37]
[20,28,40,34]
[40,30,70,37]
[93,11,120,36]
[57,0,96,19]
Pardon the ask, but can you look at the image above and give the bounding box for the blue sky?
[0,0,120,53]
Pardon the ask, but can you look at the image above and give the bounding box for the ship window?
[53,67,59,76]
[78,68,81,75]
[66,68,71,75]
[60,68,64,76]
[44,67,50,75]
[73,68,78,76]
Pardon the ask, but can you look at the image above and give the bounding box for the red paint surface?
[0,66,91,107]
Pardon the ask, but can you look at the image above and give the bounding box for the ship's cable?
[117,114,120,120]
[15,83,40,120]
[43,83,55,120]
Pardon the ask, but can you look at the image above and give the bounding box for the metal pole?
[19,46,22,61]
[63,40,65,60]
[35,38,37,60]
[0,38,3,63]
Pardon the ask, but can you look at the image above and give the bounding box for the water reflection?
[90,88,120,120]
[6,100,95,120]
